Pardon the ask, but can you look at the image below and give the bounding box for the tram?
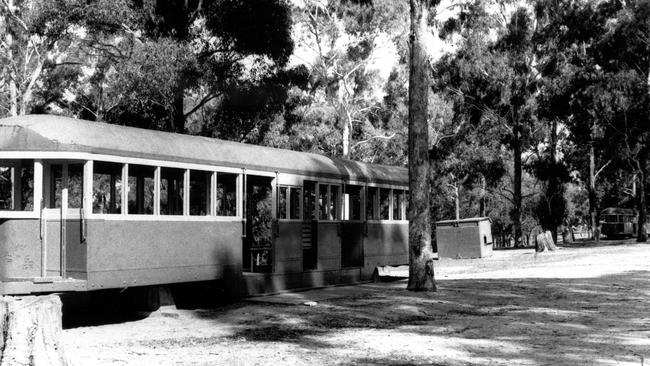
[600,207,636,238]
[0,115,409,305]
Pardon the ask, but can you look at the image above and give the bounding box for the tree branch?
[183,92,220,118]
[594,159,612,178]
[351,133,397,149]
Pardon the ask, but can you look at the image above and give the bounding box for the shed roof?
[0,115,407,185]
[436,217,492,226]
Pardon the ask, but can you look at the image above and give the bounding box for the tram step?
[1,278,88,295]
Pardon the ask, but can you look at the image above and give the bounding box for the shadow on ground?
[181,271,650,365]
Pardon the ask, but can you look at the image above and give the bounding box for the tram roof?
[600,207,635,215]
[0,115,407,185]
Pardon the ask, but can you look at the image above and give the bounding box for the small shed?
[435,217,493,259]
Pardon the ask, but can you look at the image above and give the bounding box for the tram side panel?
[275,221,303,274]
[316,222,341,270]
[84,219,243,290]
[63,219,87,280]
[0,219,42,280]
[362,222,409,279]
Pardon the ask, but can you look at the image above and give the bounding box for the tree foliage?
[2,0,648,249]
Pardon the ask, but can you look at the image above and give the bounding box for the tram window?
[216,172,237,216]
[128,165,155,215]
[393,189,403,221]
[344,185,362,220]
[0,160,34,211]
[21,163,34,210]
[304,181,316,220]
[319,184,328,220]
[290,187,301,219]
[329,185,339,220]
[367,187,378,220]
[0,167,11,210]
[190,170,211,216]
[161,168,184,215]
[51,164,63,208]
[380,188,390,220]
[68,164,84,209]
[404,191,409,220]
[279,185,303,220]
[93,162,123,214]
[279,186,288,219]
[317,184,340,220]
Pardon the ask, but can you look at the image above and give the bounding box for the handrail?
[80,207,87,244]
[242,168,247,238]
[39,202,44,240]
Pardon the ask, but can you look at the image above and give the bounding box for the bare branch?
[1,0,29,32]
[351,133,397,149]
[183,92,221,118]
[594,159,612,178]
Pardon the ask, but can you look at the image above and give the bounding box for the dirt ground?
[63,240,650,366]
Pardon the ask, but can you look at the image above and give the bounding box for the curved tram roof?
[0,115,407,185]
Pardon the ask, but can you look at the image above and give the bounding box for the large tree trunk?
[478,175,480,217]
[512,123,522,247]
[549,120,558,244]
[18,60,45,116]
[342,119,350,159]
[589,142,600,242]
[407,0,436,292]
[339,80,352,159]
[172,91,185,133]
[5,2,18,117]
[454,184,460,221]
[0,296,70,366]
[643,58,649,243]
[545,119,563,245]
[636,151,648,242]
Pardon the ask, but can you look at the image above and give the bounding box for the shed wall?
[436,219,493,259]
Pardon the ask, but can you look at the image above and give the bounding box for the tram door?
[302,181,317,270]
[341,185,364,268]
[243,175,275,273]
[42,162,85,279]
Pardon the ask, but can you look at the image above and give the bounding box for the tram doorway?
[302,181,318,270]
[243,175,275,273]
[341,185,364,268]
[42,161,86,279]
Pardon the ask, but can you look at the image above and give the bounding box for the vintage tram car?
[0,115,408,304]
[600,207,650,239]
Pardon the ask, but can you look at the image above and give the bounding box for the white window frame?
[86,158,242,221]
[365,183,409,223]
[278,185,303,222]
[342,184,365,222]
[0,159,41,218]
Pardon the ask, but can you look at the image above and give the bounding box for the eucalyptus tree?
[594,0,650,241]
[535,0,650,242]
[534,0,612,241]
[407,0,439,291]
[283,0,408,162]
[0,0,135,117]
[59,0,295,134]
[436,2,540,246]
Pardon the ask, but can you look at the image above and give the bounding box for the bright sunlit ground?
[64,240,650,366]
